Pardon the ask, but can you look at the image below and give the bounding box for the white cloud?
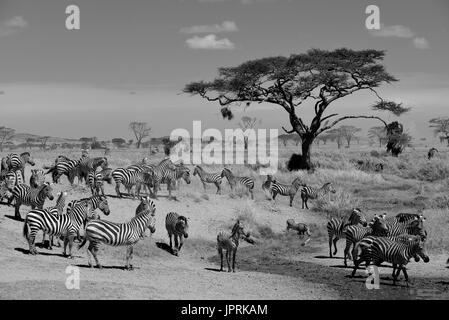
[370,24,415,38]
[180,21,238,34]
[413,37,430,50]
[186,34,235,50]
[0,16,28,37]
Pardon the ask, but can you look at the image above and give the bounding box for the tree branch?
[317,115,387,135]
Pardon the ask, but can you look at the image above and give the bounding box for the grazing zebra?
[24,192,100,257]
[327,208,367,258]
[369,237,429,286]
[78,197,156,270]
[217,220,254,273]
[78,157,108,184]
[286,219,311,245]
[300,182,336,209]
[428,147,438,160]
[30,169,45,188]
[384,215,427,240]
[350,234,422,278]
[271,177,305,207]
[193,165,223,194]
[1,152,35,180]
[343,214,389,267]
[12,182,54,220]
[165,212,189,256]
[221,168,255,199]
[152,161,191,200]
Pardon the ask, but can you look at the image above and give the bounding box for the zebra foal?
[300,182,336,209]
[165,212,189,256]
[193,165,223,194]
[221,168,254,199]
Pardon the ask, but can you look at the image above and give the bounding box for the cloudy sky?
[0,0,448,142]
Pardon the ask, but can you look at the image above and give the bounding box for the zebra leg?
[232,249,237,273]
[115,183,122,198]
[219,248,223,271]
[173,235,179,256]
[328,235,334,258]
[249,189,254,200]
[126,245,134,270]
[402,266,409,287]
[304,199,309,209]
[226,250,231,272]
[202,182,207,192]
[14,202,22,220]
[91,243,102,269]
[332,237,339,256]
[215,182,221,195]
[301,196,305,209]
[168,233,173,249]
[343,240,352,267]
[178,236,184,253]
[27,229,38,255]
[65,235,75,259]
[289,195,293,207]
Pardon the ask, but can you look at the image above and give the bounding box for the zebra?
[391,213,422,223]
[87,168,113,196]
[1,152,35,181]
[221,168,255,199]
[369,236,429,286]
[30,169,46,188]
[0,180,13,204]
[217,220,254,272]
[24,192,67,253]
[135,196,156,238]
[112,168,152,199]
[165,212,189,256]
[12,182,54,220]
[45,156,83,185]
[384,215,427,240]
[77,157,108,184]
[152,161,191,200]
[327,208,367,258]
[78,197,156,270]
[286,219,311,245]
[343,214,389,267]
[193,165,223,194]
[428,147,438,160]
[270,177,305,207]
[350,234,423,278]
[300,182,336,209]
[261,175,274,199]
[24,193,102,258]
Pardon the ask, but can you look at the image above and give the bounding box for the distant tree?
[429,117,449,146]
[112,138,126,148]
[385,122,413,156]
[129,121,151,149]
[39,136,51,150]
[25,137,36,150]
[0,126,15,152]
[368,126,387,147]
[278,134,291,147]
[328,128,345,149]
[340,125,362,147]
[239,116,259,150]
[184,48,404,170]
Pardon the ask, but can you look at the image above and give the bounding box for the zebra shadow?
[4,215,24,222]
[204,267,222,272]
[14,247,67,258]
[314,255,343,260]
[155,242,176,255]
[74,263,138,271]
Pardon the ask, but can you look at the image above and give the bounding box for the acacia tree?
[429,117,449,146]
[340,125,361,147]
[327,128,344,149]
[239,116,259,150]
[184,48,405,170]
[368,126,387,147]
[39,136,51,150]
[0,127,15,152]
[129,121,151,149]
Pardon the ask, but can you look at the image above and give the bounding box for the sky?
[0,0,448,142]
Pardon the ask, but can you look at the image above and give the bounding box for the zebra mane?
[20,152,31,157]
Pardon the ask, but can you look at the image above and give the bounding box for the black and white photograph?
[0,0,448,306]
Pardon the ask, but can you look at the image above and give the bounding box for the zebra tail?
[45,166,56,174]
[78,236,87,250]
[22,217,29,240]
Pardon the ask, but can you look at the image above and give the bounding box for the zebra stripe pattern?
[217,220,254,272]
[1,152,35,180]
[300,182,336,209]
[78,157,108,184]
[165,212,189,256]
[327,208,367,258]
[271,177,305,207]
[46,157,83,185]
[221,168,255,199]
[12,182,54,220]
[78,197,156,270]
[152,160,190,199]
[30,169,46,188]
[193,165,223,194]
[87,168,113,196]
[385,215,427,240]
[112,168,150,199]
[369,237,429,286]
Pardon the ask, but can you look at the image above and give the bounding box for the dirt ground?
[1,163,448,300]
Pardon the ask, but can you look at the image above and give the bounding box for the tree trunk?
[136,140,141,149]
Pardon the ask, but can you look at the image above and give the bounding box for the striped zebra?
[271,177,305,207]
[0,180,13,204]
[343,214,389,267]
[165,212,189,256]
[286,219,311,246]
[217,220,254,273]
[428,147,438,160]
[327,208,367,258]
[46,156,84,185]
[77,157,108,184]
[369,236,429,286]
[385,215,427,240]
[24,193,100,258]
[23,192,68,253]
[350,234,422,278]
[193,165,223,194]
[12,182,54,220]
[30,169,46,188]
[78,197,156,270]
[112,168,152,199]
[3,170,24,189]
[221,168,255,199]
[152,160,191,200]
[261,175,274,199]
[300,182,336,209]
[87,168,113,196]
[1,152,35,181]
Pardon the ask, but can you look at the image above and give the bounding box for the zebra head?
[30,169,45,188]
[231,220,254,244]
[97,196,110,216]
[137,196,156,217]
[370,214,388,235]
[41,182,54,201]
[324,182,336,194]
[411,236,430,263]
[193,165,201,177]
[176,216,189,239]
[349,208,367,227]
[178,167,191,184]
[21,152,35,166]
[408,216,427,241]
[221,167,233,179]
[100,168,113,184]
